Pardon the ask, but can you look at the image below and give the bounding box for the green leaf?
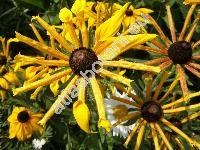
[17,0,47,9]
[98,127,106,144]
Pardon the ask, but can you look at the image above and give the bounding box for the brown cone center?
[141,101,163,122]
[69,47,99,75]
[17,111,30,123]
[168,41,192,64]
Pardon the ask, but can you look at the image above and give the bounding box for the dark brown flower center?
[17,111,30,123]
[168,118,182,135]
[69,47,99,75]
[0,56,7,65]
[168,41,192,64]
[125,9,133,16]
[141,101,163,122]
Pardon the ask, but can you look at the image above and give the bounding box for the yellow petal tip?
[123,143,128,149]
[12,89,18,96]
[98,119,111,132]
[59,7,72,22]
[38,119,46,127]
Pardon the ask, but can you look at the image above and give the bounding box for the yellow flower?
[13,2,160,132]
[118,5,153,29]
[133,4,200,97]
[110,73,200,149]
[184,0,200,5]
[0,37,19,101]
[13,53,71,99]
[7,107,43,141]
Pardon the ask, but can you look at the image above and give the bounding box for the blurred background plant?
[0,0,199,149]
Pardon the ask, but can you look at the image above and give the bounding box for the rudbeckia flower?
[12,3,160,132]
[0,37,19,101]
[119,5,153,29]
[109,72,200,149]
[7,107,43,141]
[133,3,200,96]
[184,0,200,5]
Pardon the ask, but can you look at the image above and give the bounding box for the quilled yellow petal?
[39,75,79,126]
[99,69,132,87]
[90,76,110,132]
[102,60,161,73]
[15,32,68,60]
[184,0,199,5]
[32,16,74,52]
[30,86,43,100]
[99,34,157,60]
[13,69,72,96]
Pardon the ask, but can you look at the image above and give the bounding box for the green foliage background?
[0,0,199,149]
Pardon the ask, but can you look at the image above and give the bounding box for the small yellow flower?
[121,5,153,29]
[7,107,43,141]
[0,37,19,101]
